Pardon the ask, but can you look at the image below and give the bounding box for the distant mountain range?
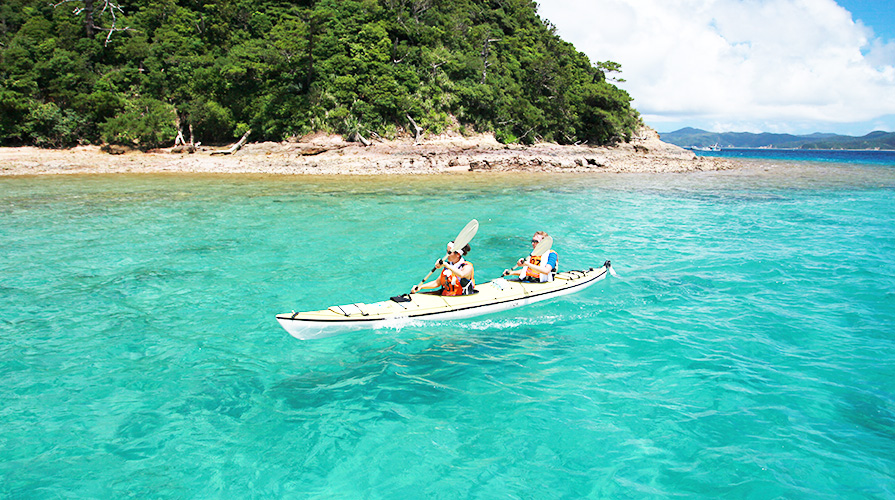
[659,127,895,150]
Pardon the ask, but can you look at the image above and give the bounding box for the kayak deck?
[277,264,610,340]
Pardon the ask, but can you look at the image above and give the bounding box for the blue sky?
[538,0,895,135]
[839,0,895,40]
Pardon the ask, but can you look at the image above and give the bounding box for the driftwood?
[171,144,197,153]
[101,144,133,155]
[353,132,371,147]
[211,129,251,155]
[299,146,330,156]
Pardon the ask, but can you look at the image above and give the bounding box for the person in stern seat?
[504,231,558,282]
[411,241,476,296]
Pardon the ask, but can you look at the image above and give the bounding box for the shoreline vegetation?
[3,1,642,154]
[0,127,737,176]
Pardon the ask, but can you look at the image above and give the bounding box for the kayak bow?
[276,261,613,340]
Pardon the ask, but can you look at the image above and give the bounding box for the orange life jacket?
[524,250,557,282]
[441,261,475,296]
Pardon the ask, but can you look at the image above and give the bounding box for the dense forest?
[0,0,640,149]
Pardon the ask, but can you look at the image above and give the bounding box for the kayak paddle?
[413,219,479,291]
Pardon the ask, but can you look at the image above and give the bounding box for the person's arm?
[526,252,555,274]
[505,256,532,277]
[412,266,445,293]
[412,278,440,293]
[442,261,473,280]
[542,251,557,272]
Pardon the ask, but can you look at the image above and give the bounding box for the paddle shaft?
[417,253,449,284]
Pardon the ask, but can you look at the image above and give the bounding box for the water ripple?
[2,173,894,498]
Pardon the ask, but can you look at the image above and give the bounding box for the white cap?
[447,241,463,255]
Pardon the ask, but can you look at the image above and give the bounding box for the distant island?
[660,127,895,150]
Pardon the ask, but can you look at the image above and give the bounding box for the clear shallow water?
[2,163,895,498]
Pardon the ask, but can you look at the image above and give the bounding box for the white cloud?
[866,37,895,69]
[537,0,895,133]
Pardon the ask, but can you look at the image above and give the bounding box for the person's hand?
[502,269,510,276]
[411,284,420,293]
[435,258,444,268]
[517,258,525,267]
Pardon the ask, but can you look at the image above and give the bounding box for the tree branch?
[53,0,131,46]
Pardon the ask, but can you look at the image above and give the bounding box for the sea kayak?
[276,261,613,340]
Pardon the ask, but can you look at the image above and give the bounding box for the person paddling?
[411,241,475,296]
[504,231,558,282]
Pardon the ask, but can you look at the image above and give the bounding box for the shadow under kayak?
[276,262,614,340]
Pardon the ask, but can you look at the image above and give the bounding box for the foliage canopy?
[0,0,640,148]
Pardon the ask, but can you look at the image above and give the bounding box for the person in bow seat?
[411,241,476,296]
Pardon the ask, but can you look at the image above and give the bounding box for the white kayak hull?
[276,263,612,340]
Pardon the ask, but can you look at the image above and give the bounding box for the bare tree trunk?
[211,129,251,155]
[305,30,315,92]
[354,132,371,147]
[407,114,422,144]
[84,0,95,37]
[172,118,198,153]
[173,112,184,146]
[481,38,500,84]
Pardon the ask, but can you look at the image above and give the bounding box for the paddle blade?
[531,235,553,256]
[452,219,479,250]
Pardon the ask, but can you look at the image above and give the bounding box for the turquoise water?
[2,161,895,498]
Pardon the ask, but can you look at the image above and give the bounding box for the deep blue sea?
[2,150,894,498]
[695,147,895,167]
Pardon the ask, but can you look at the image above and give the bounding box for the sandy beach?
[0,127,736,176]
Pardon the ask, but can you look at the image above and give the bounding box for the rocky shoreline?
[0,127,737,176]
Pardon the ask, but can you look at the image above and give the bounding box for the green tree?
[1,0,641,147]
[99,96,177,148]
